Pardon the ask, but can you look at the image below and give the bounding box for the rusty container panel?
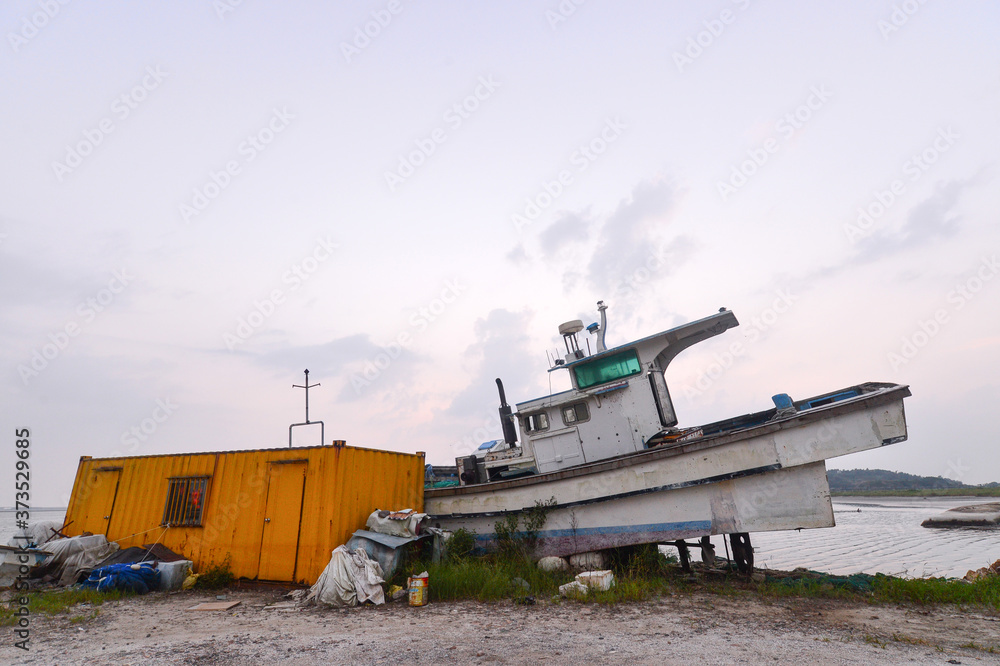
[63,445,425,584]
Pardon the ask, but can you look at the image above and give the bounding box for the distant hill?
[828,468,971,492]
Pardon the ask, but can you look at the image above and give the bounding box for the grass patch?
[871,573,1000,608]
[750,569,1000,611]
[0,588,129,626]
[960,640,998,654]
[398,544,684,605]
[194,554,235,590]
[395,542,1000,613]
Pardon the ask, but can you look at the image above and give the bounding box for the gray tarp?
[306,545,385,607]
[7,520,63,548]
[37,535,119,586]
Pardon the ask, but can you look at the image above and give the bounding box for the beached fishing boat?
[425,302,910,570]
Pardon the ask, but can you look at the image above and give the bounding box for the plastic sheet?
[33,535,120,586]
[306,546,385,607]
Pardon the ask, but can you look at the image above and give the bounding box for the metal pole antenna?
[292,369,320,424]
[289,369,325,447]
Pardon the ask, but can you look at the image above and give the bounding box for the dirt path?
[6,588,1000,665]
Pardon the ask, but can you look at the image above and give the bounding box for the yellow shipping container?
[62,443,424,584]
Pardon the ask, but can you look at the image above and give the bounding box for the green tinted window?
[573,350,641,389]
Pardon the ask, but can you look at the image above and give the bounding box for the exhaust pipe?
[496,378,518,448]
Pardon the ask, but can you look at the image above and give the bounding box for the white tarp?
[7,520,63,548]
[306,546,385,607]
[365,509,428,539]
[40,535,119,586]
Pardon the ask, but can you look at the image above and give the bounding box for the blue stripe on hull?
[475,520,712,543]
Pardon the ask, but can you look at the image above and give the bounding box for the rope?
[139,526,170,562]
[111,524,167,545]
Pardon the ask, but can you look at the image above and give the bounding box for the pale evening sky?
[2,0,999,506]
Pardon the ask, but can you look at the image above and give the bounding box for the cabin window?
[162,476,209,527]
[573,349,642,389]
[523,412,549,433]
[561,402,590,425]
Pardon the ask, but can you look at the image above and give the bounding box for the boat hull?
[426,384,908,557]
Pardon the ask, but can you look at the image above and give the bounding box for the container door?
[257,461,307,581]
[74,468,121,536]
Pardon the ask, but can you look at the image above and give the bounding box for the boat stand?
[671,533,752,575]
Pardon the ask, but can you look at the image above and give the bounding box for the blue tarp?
[81,562,160,594]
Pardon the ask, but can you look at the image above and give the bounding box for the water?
[0,508,68,545]
[745,497,1000,578]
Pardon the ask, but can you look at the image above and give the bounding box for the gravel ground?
[5,587,1000,665]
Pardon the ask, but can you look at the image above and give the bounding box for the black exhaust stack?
[496,378,518,448]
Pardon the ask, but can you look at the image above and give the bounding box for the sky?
[2,1,998,507]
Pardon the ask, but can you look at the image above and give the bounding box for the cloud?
[243,334,422,402]
[446,308,537,418]
[538,209,593,258]
[854,178,967,263]
[505,243,529,265]
[802,176,978,287]
[586,180,679,291]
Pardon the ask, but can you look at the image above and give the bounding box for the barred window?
[162,476,209,527]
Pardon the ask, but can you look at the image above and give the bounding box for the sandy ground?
[5,587,1000,665]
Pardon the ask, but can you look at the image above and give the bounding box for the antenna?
[293,369,319,424]
[289,369,326,448]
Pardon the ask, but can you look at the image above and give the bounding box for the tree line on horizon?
[828,468,1000,491]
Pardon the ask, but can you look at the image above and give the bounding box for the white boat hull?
[426,384,908,557]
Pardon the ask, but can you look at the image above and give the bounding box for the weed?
[960,640,998,653]
[69,609,100,624]
[871,573,1000,608]
[891,633,931,647]
[195,554,235,590]
[493,497,555,562]
[445,527,477,562]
